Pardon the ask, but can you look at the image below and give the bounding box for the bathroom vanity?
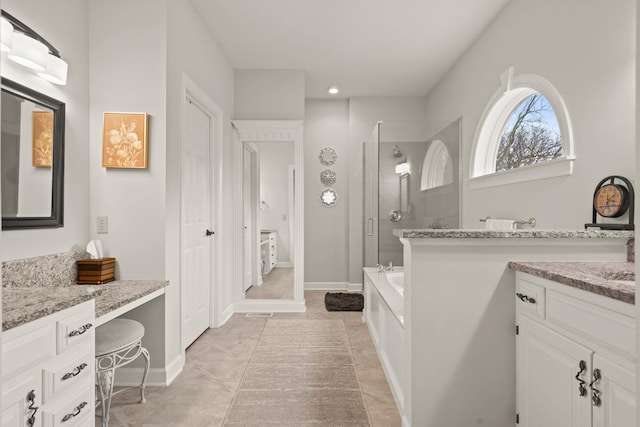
[510,262,635,426]
[1,252,168,426]
[382,229,633,427]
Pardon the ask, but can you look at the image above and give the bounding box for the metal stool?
[95,319,150,427]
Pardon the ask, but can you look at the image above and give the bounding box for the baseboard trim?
[304,282,362,292]
[275,262,293,268]
[114,355,184,387]
[348,282,363,292]
[232,299,306,313]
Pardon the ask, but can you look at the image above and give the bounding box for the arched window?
[470,68,574,189]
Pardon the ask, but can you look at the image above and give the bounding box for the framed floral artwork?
[32,111,53,167]
[102,112,149,168]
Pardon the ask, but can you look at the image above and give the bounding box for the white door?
[592,354,636,427]
[517,315,593,427]
[182,97,212,348]
[243,147,254,291]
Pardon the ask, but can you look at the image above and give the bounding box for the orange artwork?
[32,111,53,167]
[102,112,149,168]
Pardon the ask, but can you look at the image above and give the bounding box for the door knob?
[205,229,215,236]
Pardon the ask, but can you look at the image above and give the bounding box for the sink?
[598,270,635,281]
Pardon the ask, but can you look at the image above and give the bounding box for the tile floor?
[99,291,401,426]
[245,267,294,300]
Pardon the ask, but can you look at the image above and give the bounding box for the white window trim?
[468,67,575,189]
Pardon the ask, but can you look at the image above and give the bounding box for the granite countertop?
[3,286,102,331]
[3,280,169,331]
[394,229,635,239]
[509,261,635,304]
[94,280,168,319]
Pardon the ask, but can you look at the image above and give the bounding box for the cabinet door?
[592,354,636,427]
[517,315,593,427]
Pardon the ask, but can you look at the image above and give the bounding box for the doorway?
[232,121,305,312]
[180,75,224,349]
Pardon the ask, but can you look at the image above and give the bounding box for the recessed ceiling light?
[328,86,339,95]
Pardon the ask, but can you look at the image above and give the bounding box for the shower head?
[392,145,402,158]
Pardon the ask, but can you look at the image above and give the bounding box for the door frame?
[232,120,305,312]
[180,74,224,343]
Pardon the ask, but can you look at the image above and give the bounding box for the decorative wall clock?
[585,175,634,230]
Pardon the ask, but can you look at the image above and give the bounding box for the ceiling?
[189,0,512,99]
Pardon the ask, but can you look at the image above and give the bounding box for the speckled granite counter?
[3,280,169,331]
[509,261,635,304]
[94,280,168,319]
[3,286,102,331]
[393,229,635,239]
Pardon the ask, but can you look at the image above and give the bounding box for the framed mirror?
[1,78,65,229]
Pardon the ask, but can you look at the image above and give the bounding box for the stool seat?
[96,319,145,355]
[95,318,150,427]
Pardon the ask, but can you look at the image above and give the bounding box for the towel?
[485,218,515,231]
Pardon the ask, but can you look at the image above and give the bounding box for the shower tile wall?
[378,141,427,267]
[377,120,460,267]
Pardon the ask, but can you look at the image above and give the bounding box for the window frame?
[469,68,575,189]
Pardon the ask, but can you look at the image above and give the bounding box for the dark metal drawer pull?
[62,363,88,380]
[516,293,536,304]
[68,323,93,337]
[590,368,602,407]
[62,401,87,422]
[575,360,587,397]
[26,389,39,426]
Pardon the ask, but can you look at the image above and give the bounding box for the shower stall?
[364,119,461,268]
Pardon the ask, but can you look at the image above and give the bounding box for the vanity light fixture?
[328,86,339,95]
[7,32,48,71]
[1,10,68,85]
[0,17,13,52]
[37,54,68,85]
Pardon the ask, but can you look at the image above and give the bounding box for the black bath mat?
[324,292,364,312]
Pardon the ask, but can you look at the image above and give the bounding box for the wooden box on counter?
[77,257,116,284]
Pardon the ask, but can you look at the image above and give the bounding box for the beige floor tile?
[101,290,399,425]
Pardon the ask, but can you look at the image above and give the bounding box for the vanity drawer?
[547,289,635,357]
[2,322,55,378]
[56,309,94,354]
[515,277,545,320]
[42,343,93,404]
[41,378,93,427]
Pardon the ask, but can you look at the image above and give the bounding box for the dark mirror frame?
[1,78,65,230]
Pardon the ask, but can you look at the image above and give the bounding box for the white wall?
[304,100,349,284]
[1,0,90,260]
[234,70,305,120]
[424,0,636,229]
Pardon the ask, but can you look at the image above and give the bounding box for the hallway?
[100,291,401,426]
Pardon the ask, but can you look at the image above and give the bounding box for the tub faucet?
[386,261,394,272]
[377,264,384,273]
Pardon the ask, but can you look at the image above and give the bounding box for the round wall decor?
[320,188,338,207]
[320,169,336,186]
[319,147,337,166]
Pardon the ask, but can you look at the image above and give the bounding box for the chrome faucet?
[377,264,384,273]
[386,261,394,272]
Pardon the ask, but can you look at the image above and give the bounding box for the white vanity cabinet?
[515,272,636,427]
[1,300,96,427]
[261,231,277,274]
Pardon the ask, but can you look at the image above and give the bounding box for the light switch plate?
[97,216,108,234]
